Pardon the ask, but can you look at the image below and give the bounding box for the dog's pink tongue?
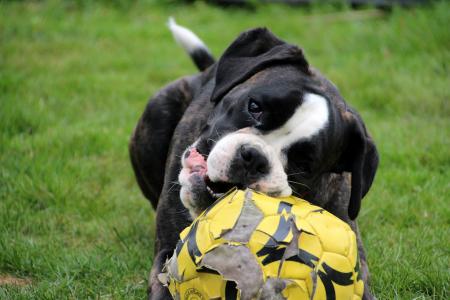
[186,149,207,176]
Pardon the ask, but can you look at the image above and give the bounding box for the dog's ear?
[211,28,310,103]
[338,112,379,220]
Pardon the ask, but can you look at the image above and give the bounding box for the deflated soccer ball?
[159,189,364,300]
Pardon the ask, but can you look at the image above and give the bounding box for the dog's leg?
[148,246,174,300]
[133,73,213,298]
[148,180,193,299]
[129,76,197,209]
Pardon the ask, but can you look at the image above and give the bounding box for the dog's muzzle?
[179,132,292,218]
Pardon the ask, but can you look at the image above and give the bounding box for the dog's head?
[179,28,378,220]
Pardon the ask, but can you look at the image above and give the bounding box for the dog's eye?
[248,99,263,121]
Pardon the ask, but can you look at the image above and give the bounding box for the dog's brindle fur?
[130,28,378,299]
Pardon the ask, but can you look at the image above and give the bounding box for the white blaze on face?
[262,93,329,165]
[206,93,329,197]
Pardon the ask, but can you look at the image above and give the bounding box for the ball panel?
[175,240,200,281]
[247,217,294,279]
[347,230,359,272]
[306,212,353,257]
[254,215,295,244]
[177,274,223,300]
[179,225,190,241]
[290,200,323,220]
[282,279,310,299]
[354,279,364,297]
[205,190,244,240]
[194,220,215,263]
[252,192,300,217]
[318,252,353,276]
[278,261,313,281]
[293,218,318,236]
[296,227,323,261]
[316,252,357,300]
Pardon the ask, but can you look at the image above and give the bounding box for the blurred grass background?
[0,0,449,299]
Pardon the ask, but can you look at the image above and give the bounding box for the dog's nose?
[239,145,270,177]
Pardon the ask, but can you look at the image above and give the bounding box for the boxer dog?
[129,19,379,299]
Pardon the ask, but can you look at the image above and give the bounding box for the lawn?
[0,0,449,299]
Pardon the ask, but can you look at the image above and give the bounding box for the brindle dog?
[130,23,378,300]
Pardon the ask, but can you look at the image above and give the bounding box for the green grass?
[0,1,449,299]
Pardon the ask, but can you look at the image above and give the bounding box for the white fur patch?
[167,17,208,54]
[262,93,329,163]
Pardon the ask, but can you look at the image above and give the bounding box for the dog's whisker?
[287,171,306,176]
[290,188,303,198]
[167,181,181,194]
[287,180,311,190]
[169,208,189,216]
[286,170,306,176]
[214,128,221,141]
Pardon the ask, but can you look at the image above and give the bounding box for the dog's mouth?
[204,176,242,199]
[181,147,239,201]
[180,142,294,218]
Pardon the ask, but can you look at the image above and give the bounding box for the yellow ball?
[159,189,364,300]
